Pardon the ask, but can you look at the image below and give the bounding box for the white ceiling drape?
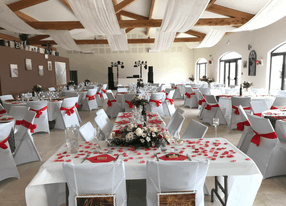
[152,0,209,51]
[68,0,129,51]
[197,28,226,48]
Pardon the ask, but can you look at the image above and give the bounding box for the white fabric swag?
[197,28,226,48]
[68,0,129,51]
[152,0,209,51]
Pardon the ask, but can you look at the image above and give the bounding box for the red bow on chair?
[30,106,48,118]
[236,120,251,131]
[86,95,95,101]
[198,99,206,105]
[0,136,9,149]
[101,89,106,93]
[160,90,165,92]
[125,100,134,108]
[21,120,37,133]
[0,109,6,114]
[107,100,117,107]
[166,93,168,96]
[150,99,162,107]
[205,104,219,110]
[232,105,251,115]
[166,98,174,105]
[75,103,79,108]
[60,106,75,116]
[251,130,277,147]
[172,86,177,89]
[271,106,278,110]
[16,120,23,125]
[96,92,103,98]
[254,113,262,117]
[185,92,195,98]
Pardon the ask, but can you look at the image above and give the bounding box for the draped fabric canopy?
[197,28,226,49]
[106,29,129,51]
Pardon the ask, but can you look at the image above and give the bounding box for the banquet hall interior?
[1,0,286,206]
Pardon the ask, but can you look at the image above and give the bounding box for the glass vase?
[65,125,79,154]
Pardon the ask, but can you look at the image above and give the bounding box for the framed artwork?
[158,191,196,206]
[45,54,48,59]
[243,61,247,68]
[75,194,115,206]
[248,50,257,76]
[47,61,52,71]
[55,62,67,85]
[10,64,18,78]
[39,65,44,76]
[25,59,32,70]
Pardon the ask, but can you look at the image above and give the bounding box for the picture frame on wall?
[45,54,48,59]
[39,65,44,76]
[243,61,247,68]
[25,59,32,70]
[10,64,18,78]
[47,61,52,71]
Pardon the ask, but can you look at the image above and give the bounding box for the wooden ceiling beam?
[14,11,38,22]
[119,11,148,20]
[126,28,135,33]
[29,35,50,41]
[207,0,217,9]
[206,4,254,19]
[114,0,139,13]
[146,0,156,36]
[60,0,73,12]
[7,0,49,12]
[184,30,206,38]
[0,33,21,42]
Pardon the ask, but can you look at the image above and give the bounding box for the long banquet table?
[25,112,262,206]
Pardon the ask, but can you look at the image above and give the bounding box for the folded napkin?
[148,120,162,124]
[11,102,21,104]
[118,114,132,118]
[159,153,188,161]
[115,120,130,124]
[87,154,115,163]
[0,117,14,121]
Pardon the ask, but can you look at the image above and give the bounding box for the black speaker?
[108,67,115,90]
[148,66,154,83]
[148,66,153,73]
[55,52,59,56]
[0,40,5,46]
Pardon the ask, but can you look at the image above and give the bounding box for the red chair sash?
[205,104,219,110]
[96,92,103,98]
[251,130,277,147]
[254,113,262,117]
[232,105,251,115]
[60,106,75,116]
[166,93,168,96]
[86,95,95,101]
[236,120,251,131]
[21,120,37,133]
[75,103,79,108]
[0,136,9,149]
[107,100,117,107]
[125,100,134,108]
[16,120,23,125]
[185,92,195,98]
[271,106,278,110]
[101,89,106,93]
[0,109,6,114]
[198,99,206,105]
[149,99,162,107]
[171,86,177,89]
[166,98,174,105]
[30,106,47,118]
[160,90,165,92]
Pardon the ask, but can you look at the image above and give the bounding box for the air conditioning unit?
[149,49,160,53]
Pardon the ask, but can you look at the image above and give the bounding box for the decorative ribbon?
[185,92,195,98]
[101,89,106,93]
[107,100,117,107]
[149,99,162,107]
[29,106,47,118]
[96,92,103,98]
[166,98,174,105]
[232,105,251,115]
[21,120,37,133]
[160,90,165,92]
[60,106,75,116]
[0,136,9,149]
[86,95,95,100]
[0,109,7,114]
[16,120,23,125]
[166,93,168,96]
[125,100,134,108]
[172,86,177,89]
[251,130,277,147]
[75,103,79,108]
[271,106,278,110]
[236,120,251,131]
[205,104,219,110]
[198,99,206,105]
[254,113,262,117]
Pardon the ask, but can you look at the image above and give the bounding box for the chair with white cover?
[9,105,30,133]
[195,90,206,119]
[229,97,251,129]
[100,84,108,100]
[0,103,7,114]
[13,110,41,166]
[250,101,269,117]
[170,83,182,99]
[0,121,20,181]
[48,87,56,92]
[96,109,113,138]
[278,90,286,97]
[158,84,165,92]
[163,90,175,117]
[165,112,185,135]
[271,97,286,109]
[246,114,286,179]
[118,87,128,93]
[166,108,185,131]
[54,97,80,130]
[86,85,97,89]
[236,105,255,153]
[184,87,198,108]
[95,87,103,107]
[63,161,127,206]
[181,120,208,139]
[149,93,165,117]
[202,95,227,125]
[123,94,135,112]
[94,115,113,140]
[106,92,123,118]
[0,94,14,103]
[146,160,209,206]
[81,89,98,111]
[79,122,97,142]
[27,101,49,133]
[198,88,211,95]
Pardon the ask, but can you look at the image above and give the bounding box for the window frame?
[219,57,241,86]
[269,48,286,91]
[196,62,207,80]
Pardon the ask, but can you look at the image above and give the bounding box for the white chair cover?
[118,88,128,93]
[229,97,251,129]
[165,112,184,135]
[149,93,165,117]
[166,108,185,131]
[86,85,97,89]
[96,109,113,138]
[54,97,80,130]
[272,96,286,108]
[27,101,50,133]
[163,90,175,117]
[9,105,29,133]
[101,84,108,100]
[94,115,113,140]
[0,94,14,111]
[146,160,209,206]
[124,94,135,113]
[250,101,269,116]
[81,89,98,111]
[79,122,97,142]
[246,114,286,179]
[170,83,182,99]
[195,90,206,118]
[158,84,165,92]
[184,86,198,108]
[181,120,208,139]
[13,110,41,166]
[278,90,286,97]
[0,103,7,114]
[62,161,127,206]
[202,95,227,125]
[95,87,103,107]
[0,120,20,181]
[198,88,211,95]
[106,92,123,118]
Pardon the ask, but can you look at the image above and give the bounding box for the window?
[270,43,286,91]
[219,52,242,86]
[196,58,207,80]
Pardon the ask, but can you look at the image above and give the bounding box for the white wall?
[193,15,286,90]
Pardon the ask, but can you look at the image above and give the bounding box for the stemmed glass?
[170,130,179,151]
[213,118,219,138]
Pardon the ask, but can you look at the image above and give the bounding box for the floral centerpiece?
[32,84,43,95]
[242,81,253,91]
[84,78,90,86]
[189,75,194,82]
[131,95,149,119]
[111,124,169,149]
[67,80,75,90]
[137,78,144,88]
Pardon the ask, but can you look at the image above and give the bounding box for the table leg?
[66,183,69,206]
[211,176,228,206]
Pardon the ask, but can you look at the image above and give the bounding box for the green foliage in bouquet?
[131,95,149,108]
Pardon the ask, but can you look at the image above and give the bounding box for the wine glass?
[213,118,219,138]
[170,130,178,151]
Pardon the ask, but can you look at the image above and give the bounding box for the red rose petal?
[246,158,251,161]
[150,155,155,158]
[124,159,128,162]
[231,160,236,162]
[74,156,79,158]
[138,157,143,159]
[114,154,119,156]
[129,157,133,159]
[220,156,225,158]
[66,159,71,162]
[192,155,196,157]
[140,160,145,163]
[56,153,62,156]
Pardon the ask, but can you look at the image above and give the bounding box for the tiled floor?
[1,98,286,206]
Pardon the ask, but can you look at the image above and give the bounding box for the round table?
[262,109,286,128]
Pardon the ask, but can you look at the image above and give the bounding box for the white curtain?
[0,0,40,34]
[107,29,129,51]
[152,0,209,51]
[197,28,226,48]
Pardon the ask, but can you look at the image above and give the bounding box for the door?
[223,60,238,86]
[69,70,78,85]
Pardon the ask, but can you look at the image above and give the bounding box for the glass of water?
[213,118,219,138]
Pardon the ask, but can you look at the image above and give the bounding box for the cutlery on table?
[186,154,192,161]
[81,154,90,164]
[114,154,120,162]
[154,153,159,161]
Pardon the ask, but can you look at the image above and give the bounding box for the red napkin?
[147,113,158,119]
[118,114,132,118]
[159,153,188,161]
[87,154,115,163]
[11,102,21,104]
[115,120,130,124]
